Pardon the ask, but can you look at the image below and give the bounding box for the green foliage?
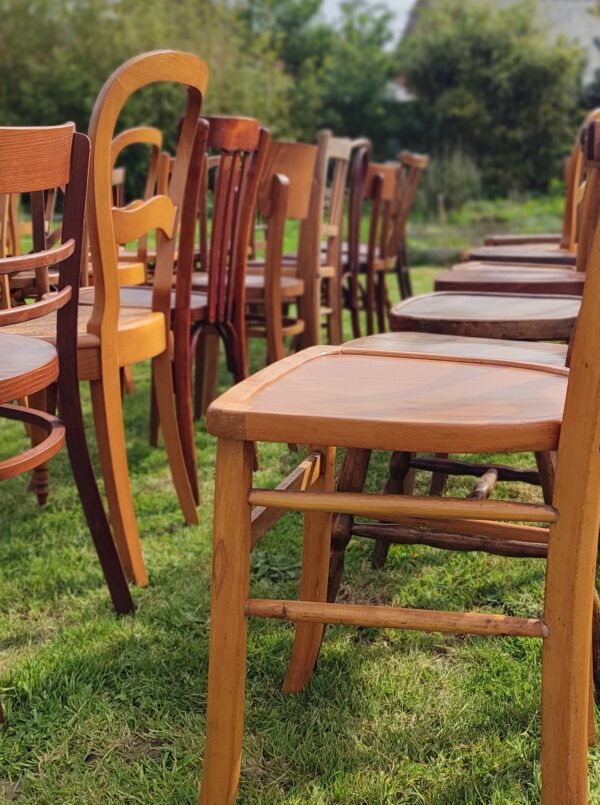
[397,0,584,194]
[414,151,483,216]
[0,0,292,196]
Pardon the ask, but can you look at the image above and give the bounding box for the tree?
[396,0,583,194]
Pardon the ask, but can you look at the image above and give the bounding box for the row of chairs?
[1,47,595,800]
[0,70,428,606]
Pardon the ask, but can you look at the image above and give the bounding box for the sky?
[320,0,414,40]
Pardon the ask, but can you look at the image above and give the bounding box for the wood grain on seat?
[434,266,584,295]
[206,345,566,453]
[389,292,579,340]
[345,331,568,368]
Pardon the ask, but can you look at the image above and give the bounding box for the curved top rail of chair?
[0,123,74,193]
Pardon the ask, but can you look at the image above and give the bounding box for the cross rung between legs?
[245,599,548,638]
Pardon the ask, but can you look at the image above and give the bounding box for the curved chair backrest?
[346,145,370,281]
[87,50,209,337]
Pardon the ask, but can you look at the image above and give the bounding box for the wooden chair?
[468,107,600,258]
[394,150,429,299]
[4,51,208,587]
[198,140,600,797]
[119,116,269,504]
[250,129,352,348]
[198,323,596,802]
[437,116,600,294]
[245,140,318,364]
[0,124,132,634]
[343,158,402,336]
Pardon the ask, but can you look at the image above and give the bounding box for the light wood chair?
[0,124,132,632]
[436,114,600,295]
[5,51,209,587]
[343,158,402,336]
[245,139,318,364]
[251,129,353,348]
[198,132,600,805]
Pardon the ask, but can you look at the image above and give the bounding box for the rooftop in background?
[320,0,410,42]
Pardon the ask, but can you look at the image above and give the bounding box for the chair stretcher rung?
[248,489,558,524]
[245,599,548,638]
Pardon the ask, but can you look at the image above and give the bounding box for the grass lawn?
[2,198,598,802]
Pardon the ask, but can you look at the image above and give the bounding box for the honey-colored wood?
[199,439,254,805]
[245,599,548,638]
[282,446,335,693]
[83,51,209,576]
[199,123,600,803]
[248,489,557,524]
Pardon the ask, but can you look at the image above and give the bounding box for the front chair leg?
[199,439,254,805]
[372,451,413,569]
[282,446,337,694]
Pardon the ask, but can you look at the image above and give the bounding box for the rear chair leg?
[283,446,336,693]
[372,451,413,569]
[328,448,372,603]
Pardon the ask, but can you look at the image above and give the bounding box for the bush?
[397,0,584,195]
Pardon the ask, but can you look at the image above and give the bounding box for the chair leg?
[372,451,413,569]
[58,372,133,615]
[29,388,49,506]
[198,439,254,805]
[326,276,343,345]
[541,585,592,803]
[375,272,387,333]
[173,325,199,505]
[194,330,220,419]
[152,350,198,525]
[90,374,147,586]
[149,370,159,447]
[282,446,336,693]
[429,452,448,497]
[328,448,372,603]
[122,366,135,395]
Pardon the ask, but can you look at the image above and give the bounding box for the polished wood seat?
[2,303,165,379]
[0,332,58,397]
[190,270,304,301]
[80,285,209,321]
[206,345,566,453]
[389,292,579,340]
[435,264,584,295]
[345,331,568,367]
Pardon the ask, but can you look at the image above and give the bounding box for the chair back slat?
[0,124,74,193]
[0,127,88,330]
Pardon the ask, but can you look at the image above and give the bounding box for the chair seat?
[345,331,568,367]
[389,292,579,340]
[466,245,575,265]
[435,265,584,295]
[83,285,209,321]
[206,345,567,454]
[190,271,304,300]
[1,303,165,379]
[0,333,58,402]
